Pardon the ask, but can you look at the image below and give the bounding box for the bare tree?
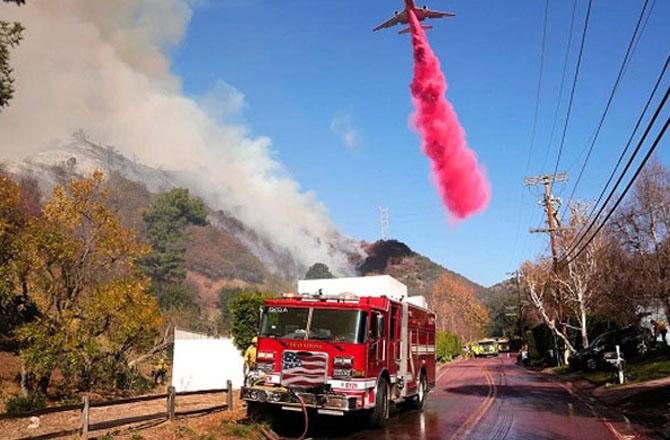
[612,158,670,314]
[520,259,576,360]
[554,203,607,348]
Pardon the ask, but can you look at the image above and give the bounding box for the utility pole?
[379,206,390,241]
[525,173,568,365]
[506,270,523,342]
[524,173,568,271]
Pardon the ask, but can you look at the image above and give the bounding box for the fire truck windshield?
[260,307,309,340]
[310,309,367,343]
[260,307,367,343]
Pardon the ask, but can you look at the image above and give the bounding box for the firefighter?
[153,357,168,385]
[244,336,258,376]
[657,320,668,346]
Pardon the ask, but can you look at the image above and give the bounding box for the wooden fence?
[1,380,233,440]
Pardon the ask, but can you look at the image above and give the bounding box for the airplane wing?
[372,11,406,32]
[424,9,455,19]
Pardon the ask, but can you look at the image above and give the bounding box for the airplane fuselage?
[402,1,428,23]
[373,0,454,33]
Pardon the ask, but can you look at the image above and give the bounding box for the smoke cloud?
[408,11,491,220]
[0,0,358,275]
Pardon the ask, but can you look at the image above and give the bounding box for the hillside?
[3,141,499,326]
[358,239,487,302]
[485,277,523,337]
[2,143,294,318]
[3,137,360,279]
[105,174,291,317]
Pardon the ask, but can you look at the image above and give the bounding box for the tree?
[485,279,521,338]
[0,0,25,110]
[229,289,271,352]
[520,259,576,360]
[554,203,607,348]
[431,274,489,342]
[304,263,334,280]
[0,171,40,339]
[17,171,162,392]
[217,286,247,335]
[138,187,207,306]
[611,158,670,314]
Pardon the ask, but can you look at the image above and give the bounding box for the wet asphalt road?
[274,356,642,439]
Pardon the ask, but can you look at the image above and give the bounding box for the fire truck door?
[368,311,385,372]
[390,305,400,374]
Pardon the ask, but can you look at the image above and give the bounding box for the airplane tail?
[399,24,433,34]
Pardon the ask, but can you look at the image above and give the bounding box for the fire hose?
[251,378,309,440]
[291,389,309,440]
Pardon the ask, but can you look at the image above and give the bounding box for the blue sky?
[171,0,669,287]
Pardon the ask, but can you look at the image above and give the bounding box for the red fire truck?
[241,275,436,427]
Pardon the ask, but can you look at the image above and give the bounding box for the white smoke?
[0,0,359,275]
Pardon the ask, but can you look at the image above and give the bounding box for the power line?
[564,113,669,265]
[552,0,593,177]
[508,0,550,268]
[586,53,670,224]
[561,0,651,220]
[525,0,550,174]
[630,0,657,57]
[560,83,670,263]
[542,0,579,171]
[562,54,670,259]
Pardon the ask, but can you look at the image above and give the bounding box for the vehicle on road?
[473,338,498,357]
[568,326,649,371]
[241,275,436,428]
[373,0,455,34]
[496,337,510,353]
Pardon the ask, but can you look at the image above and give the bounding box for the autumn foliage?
[1,170,162,393]
[431,273,490,342]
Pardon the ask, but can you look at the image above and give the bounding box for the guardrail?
[2,380,233,440]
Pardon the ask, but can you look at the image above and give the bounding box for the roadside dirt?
[0,352,22,413]
[1,392,246,440]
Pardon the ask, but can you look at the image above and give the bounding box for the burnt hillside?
[358,239,487,303]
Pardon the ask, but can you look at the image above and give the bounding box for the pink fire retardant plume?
[408,11,491,220]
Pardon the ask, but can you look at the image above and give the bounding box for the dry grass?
[107,405,256,440]
[1,391,248,440]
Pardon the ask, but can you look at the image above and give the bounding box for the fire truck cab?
[241,275,436,427]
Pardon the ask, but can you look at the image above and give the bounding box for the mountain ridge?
[3,142,492,321]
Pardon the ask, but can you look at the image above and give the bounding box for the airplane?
[373,0,455,34]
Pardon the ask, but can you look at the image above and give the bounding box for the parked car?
[568,326,648,371]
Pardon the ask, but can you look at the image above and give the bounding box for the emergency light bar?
[297,275,408,301]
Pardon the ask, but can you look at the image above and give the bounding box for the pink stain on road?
[408,11,491,220]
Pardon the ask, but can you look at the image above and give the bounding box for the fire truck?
[241,275,436,427]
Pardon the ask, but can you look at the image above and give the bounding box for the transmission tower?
[379,207,390,240]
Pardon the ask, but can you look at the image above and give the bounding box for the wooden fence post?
[81,395,89,439]
[167,386,176,421]
[226,379,233,410]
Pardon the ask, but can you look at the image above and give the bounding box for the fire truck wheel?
[409,373,427,410]
[369,377,390,428]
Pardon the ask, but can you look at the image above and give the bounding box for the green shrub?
[436,331,462,362]
[157,283,197,311]
[4,391,47,415]
[230,290,272,352]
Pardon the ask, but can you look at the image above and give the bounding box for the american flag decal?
[281,351,327,387]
